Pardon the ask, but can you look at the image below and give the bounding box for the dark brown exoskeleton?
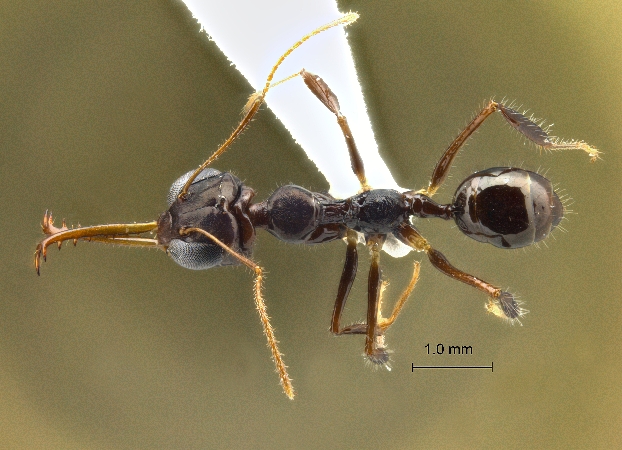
[34,16,600,399]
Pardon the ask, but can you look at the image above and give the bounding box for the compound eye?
[167,168,222,206]
[167,239,226,270]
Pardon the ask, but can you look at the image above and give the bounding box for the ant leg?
[34,211,159,275]
[338,261,421,335]
[364,235,390,365]
[332,238,419,337]
[177,14,359,199]
[328,233,389,364]
[300,69,370,191]
[395,223,527,324]
[421,100,600,197]
[179,227,294,400]
[330,230,359,334]
[378,261,420,332]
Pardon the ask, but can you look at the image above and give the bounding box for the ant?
[34,14,600,399]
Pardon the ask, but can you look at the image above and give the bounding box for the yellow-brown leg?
[396,223,526,324]
[421,100,600,197]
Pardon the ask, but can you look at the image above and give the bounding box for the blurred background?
[1,1,620,448]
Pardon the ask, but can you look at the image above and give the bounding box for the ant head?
[157,168,248,270]
[452,167,563,249]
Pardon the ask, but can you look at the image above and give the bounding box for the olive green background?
[1,1,620,448]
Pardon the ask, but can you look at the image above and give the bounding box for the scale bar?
[412,362,493,372]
